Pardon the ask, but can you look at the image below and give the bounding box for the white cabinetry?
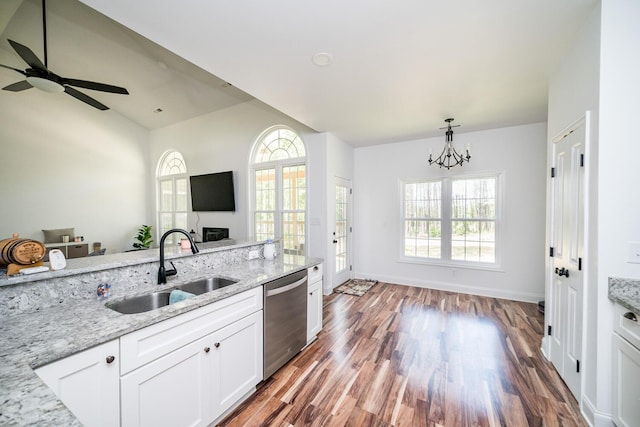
[35,339,120,427]
[120,287,263,427]
[613,304,640,427]
[307,264,323,343]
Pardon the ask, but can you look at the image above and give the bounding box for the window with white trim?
[402,173,500,266]
[157,151,188,245]
[251,127,306,258]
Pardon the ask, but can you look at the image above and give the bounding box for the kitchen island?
[0,239,321,426]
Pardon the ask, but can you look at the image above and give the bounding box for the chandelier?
[428,118,470,169]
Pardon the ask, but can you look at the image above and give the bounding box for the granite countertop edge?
[0,256,322,426]
[608,276,640,314]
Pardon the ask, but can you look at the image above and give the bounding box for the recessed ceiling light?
[312,52,333,67]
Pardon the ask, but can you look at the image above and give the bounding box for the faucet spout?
[158,228,199,284]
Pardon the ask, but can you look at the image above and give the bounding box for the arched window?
[251,127,307,257]
[157,151,188,244]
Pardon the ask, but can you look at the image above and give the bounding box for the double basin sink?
[106,277,238,315]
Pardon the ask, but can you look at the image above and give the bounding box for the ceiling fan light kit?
[0,0,128,110]
[428,118,471,169]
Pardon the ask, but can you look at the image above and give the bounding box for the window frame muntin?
[399,171,504,271]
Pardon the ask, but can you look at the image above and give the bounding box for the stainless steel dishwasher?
[264,269,308,379]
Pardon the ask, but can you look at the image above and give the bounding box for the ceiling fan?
[0,0,128,110]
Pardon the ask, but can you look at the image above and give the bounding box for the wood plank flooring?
[218,282,587,427]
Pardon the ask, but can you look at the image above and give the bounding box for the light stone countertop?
[0,252,322,426]
[0,238,249,287]
[608,277,640,314]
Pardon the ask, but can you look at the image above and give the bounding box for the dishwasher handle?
[266,277,307,297]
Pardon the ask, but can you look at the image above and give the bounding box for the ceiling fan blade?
[0,64,27,76]
[8,39,47,72]
[63,78,129,94]
[64,86,109,110]
[3,80,33,92]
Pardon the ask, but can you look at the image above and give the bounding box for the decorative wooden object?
[0,233,47,266]
[6,260,45,276]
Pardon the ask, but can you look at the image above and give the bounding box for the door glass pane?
[160,180,173,211]
[335,184,348,273]
[255,212,275,241]
[175,178,188,211]
[282,212,305,256]
[255,169,276,211]
[283,165,306,210]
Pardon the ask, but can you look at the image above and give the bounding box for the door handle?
[333,240,338,244]
[555,267,569,278]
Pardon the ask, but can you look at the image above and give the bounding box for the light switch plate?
[628,242,640,264]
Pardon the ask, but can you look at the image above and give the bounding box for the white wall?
[595,0,640,422]
[149,99,317,242]
[0,88,150,253]
[546,3,603,422]
[353,123,547,302]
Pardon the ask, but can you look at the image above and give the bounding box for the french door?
[333,177,352,287]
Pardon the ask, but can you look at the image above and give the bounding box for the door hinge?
[548,325,552,336]
[580,154,585,167]
[350,226,353,233]
[577,360,580,373]
[549,247,554,257]
[551,167,556,178]
[578,257,582,271]
[349,265,352,271]
[350,188,353,195]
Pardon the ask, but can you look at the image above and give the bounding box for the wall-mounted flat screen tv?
[189,171,236,212]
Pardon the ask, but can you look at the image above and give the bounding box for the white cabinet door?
[211,311,263,415]
[35,340,120,427]
[613,333,640,427]
[121,335,213,427]
[307,280,322,342]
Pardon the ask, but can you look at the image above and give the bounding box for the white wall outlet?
[628,242,640,264]
[248,250,260,260]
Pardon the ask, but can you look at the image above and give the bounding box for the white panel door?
[549,117,586,400]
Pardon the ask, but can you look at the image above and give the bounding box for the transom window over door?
[251,127,306,259]
[157,151,188,245]
[402,173,501,267]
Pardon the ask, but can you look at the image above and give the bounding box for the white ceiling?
[1,0,598,147]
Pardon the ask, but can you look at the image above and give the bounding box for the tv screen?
[189,171,236,212]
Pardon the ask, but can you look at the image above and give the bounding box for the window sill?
[398,256,504,272]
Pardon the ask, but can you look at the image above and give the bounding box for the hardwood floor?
[218,282,587,427]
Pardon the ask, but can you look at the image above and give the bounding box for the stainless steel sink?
[105,277,238,314]
[106,292,171,314]
[175,277,238,295]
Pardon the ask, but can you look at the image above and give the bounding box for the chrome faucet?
[158,228,199,284]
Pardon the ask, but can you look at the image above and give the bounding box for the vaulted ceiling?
[1,0,598,146]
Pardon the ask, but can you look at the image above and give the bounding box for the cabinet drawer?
[615,304,640,349]
[308,264,323,284]
[67,244,88,259]
[120,287,263,375]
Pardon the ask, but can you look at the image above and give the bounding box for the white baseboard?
[582,395,614,427]
[354,272,544,303]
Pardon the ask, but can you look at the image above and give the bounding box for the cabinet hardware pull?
[106,355,115,364]
[214,342,220,348]
[314,266,319,271]
[623,312,638,322]
[204,347,210,353]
